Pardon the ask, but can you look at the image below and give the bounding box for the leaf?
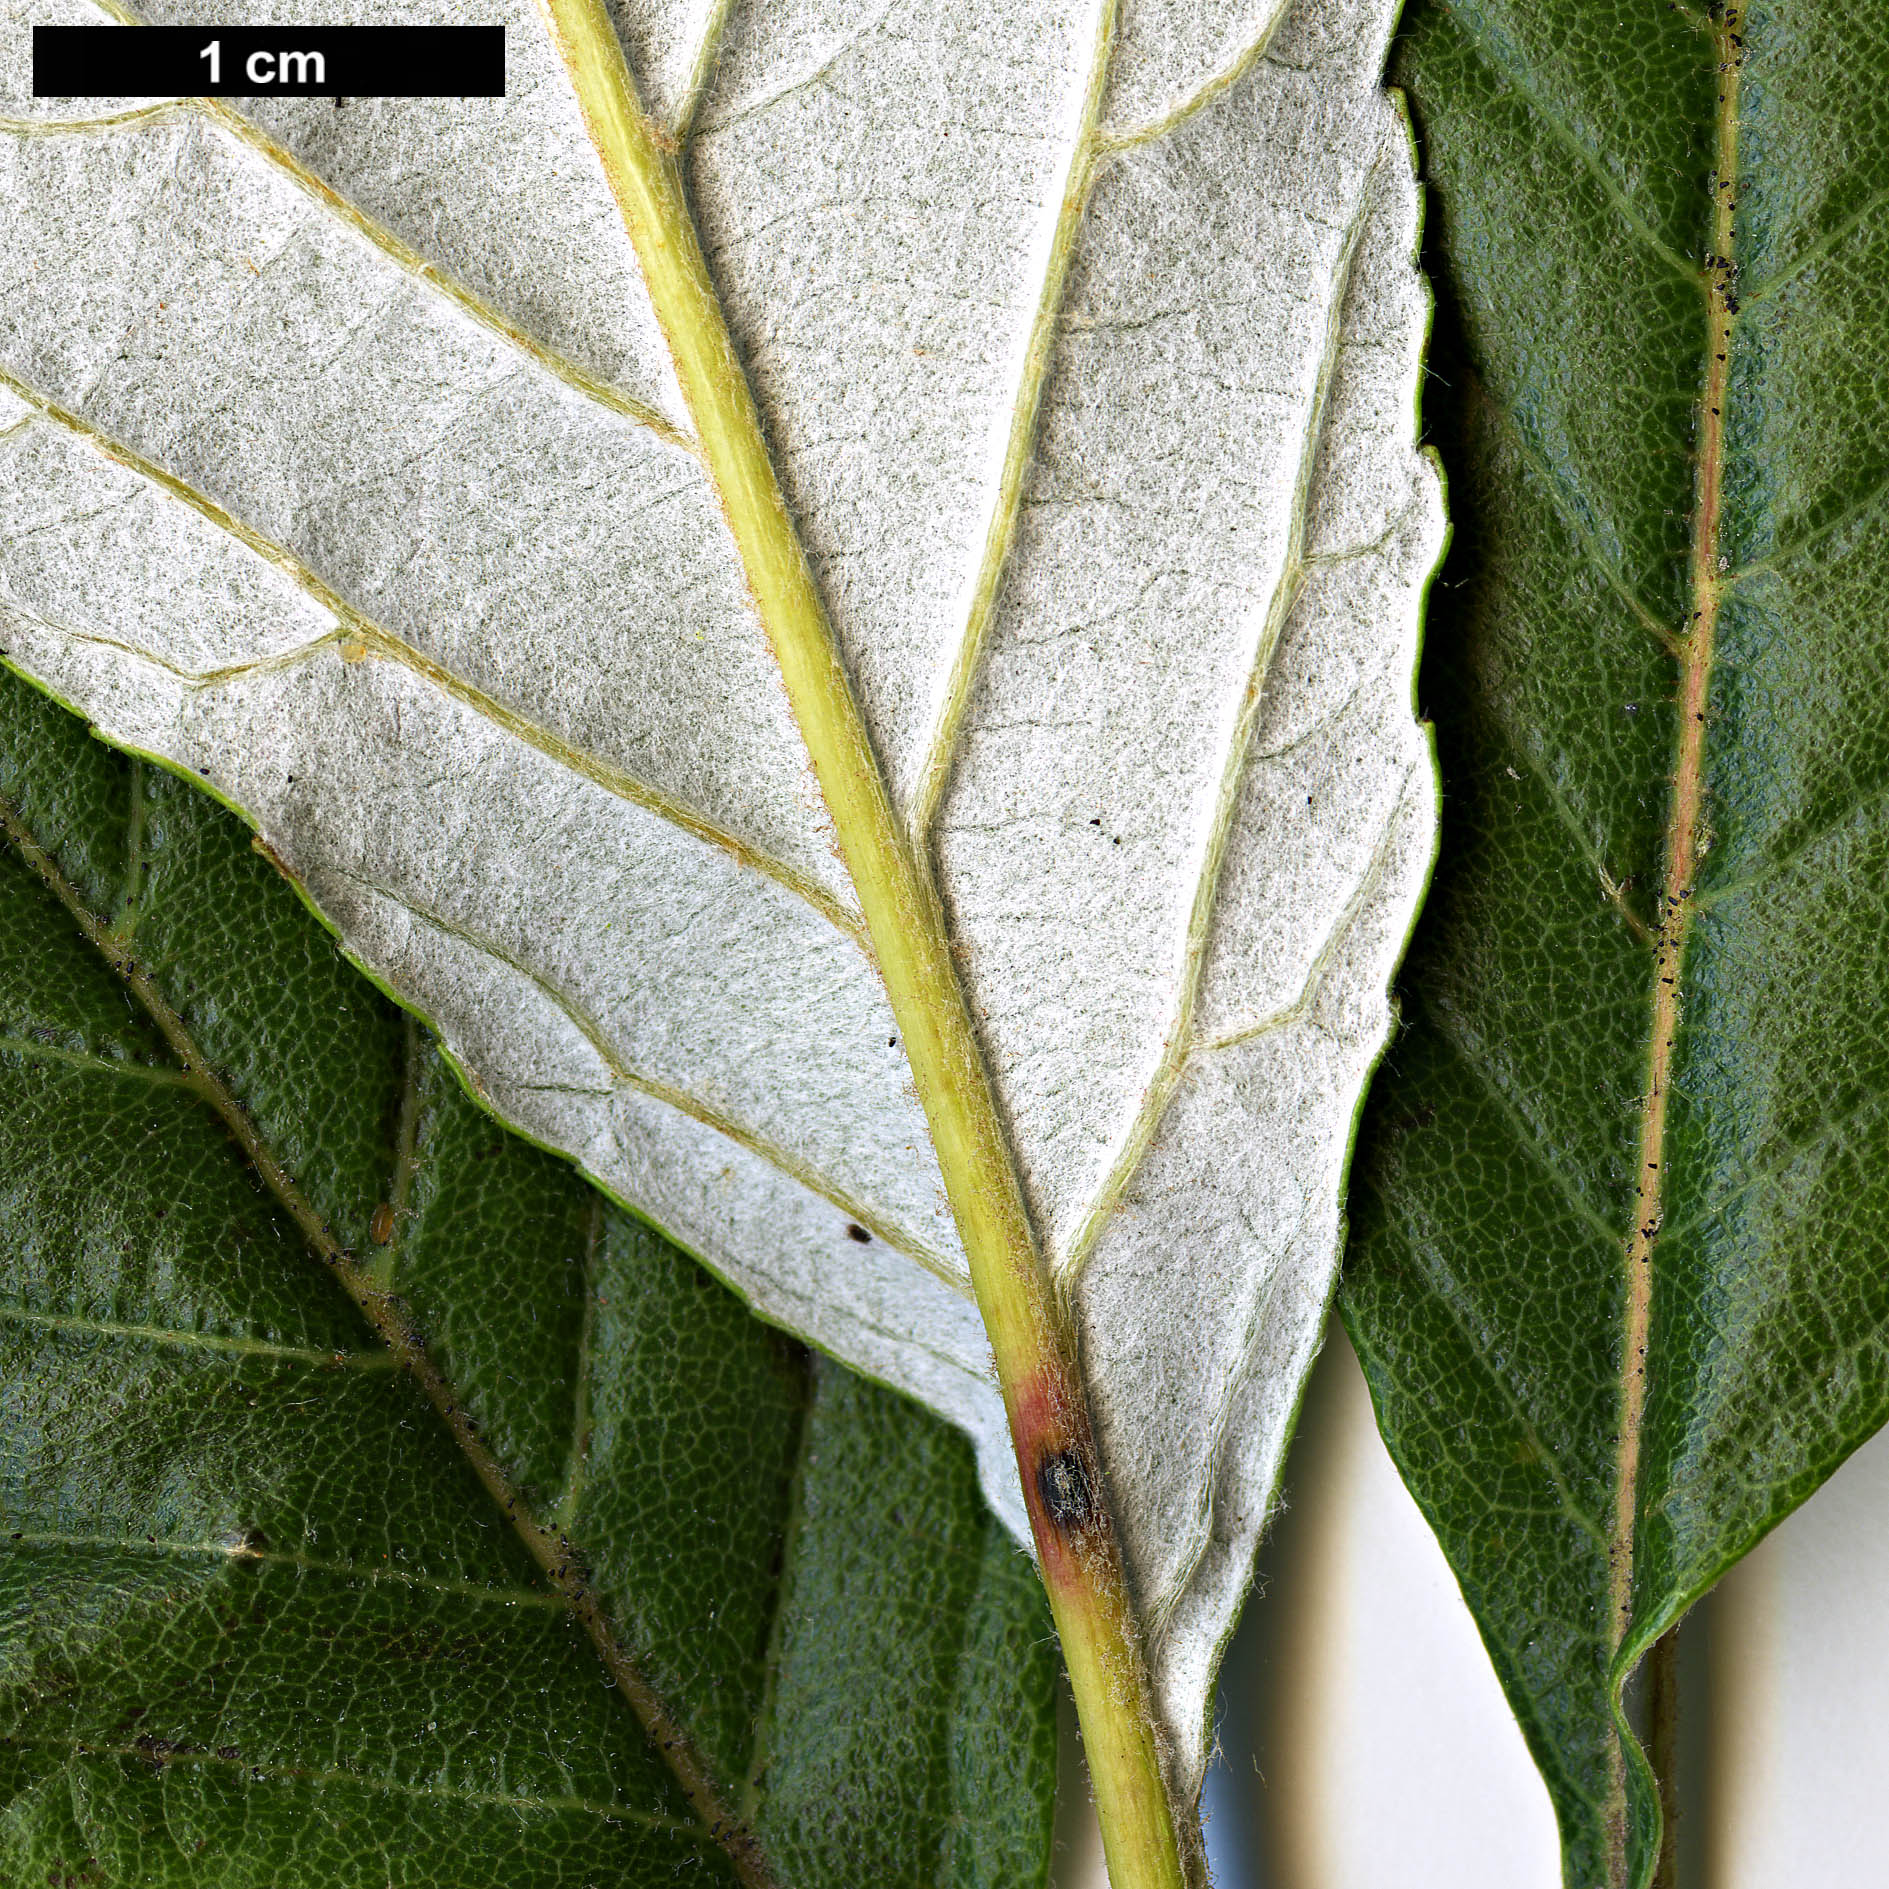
[0,659,1057,1886]
[0,0,1441,1794]
[1343,4,1889,1883]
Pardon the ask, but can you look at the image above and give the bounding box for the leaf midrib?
[534,0,1053,1466]
[1602,8,1742,1878]
[532,5,1187,1877]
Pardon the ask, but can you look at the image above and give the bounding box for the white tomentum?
[0,0,1441,1797]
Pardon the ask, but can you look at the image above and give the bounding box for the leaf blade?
[1346,3,1889,1880]
[0,0,1442,1806]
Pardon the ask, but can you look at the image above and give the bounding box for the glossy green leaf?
[1344,4,1889,1884]
[0,662,1056,1887]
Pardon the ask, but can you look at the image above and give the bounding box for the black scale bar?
[33,25,505,98]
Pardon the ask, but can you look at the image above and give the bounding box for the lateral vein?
[909,0,1120,839]
[1353,1223,1611,1547]
[673,0,746,143]
[1094,1,1294,154]
[6,1529,561,1607]
[1725,459,1889,584]
[0,378,865,946]
[1444,10,1699,289]
[0,1304,394,1368]
[1420,1017,1625,1247]
[0,1734,698,1832]
[1057,186,1378,1289]
[360,1012,426,1294]
[552,1196,605,1531]
[1194,767,1423,1057]
[0,1033,192,1088]
[2,90,694,455]
[322,865,970,1295]
[1463,370,1681,658]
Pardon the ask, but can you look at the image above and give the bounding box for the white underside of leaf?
[0,0,1440,1795]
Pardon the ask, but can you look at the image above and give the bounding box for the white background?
[1051,1324,1889,1887]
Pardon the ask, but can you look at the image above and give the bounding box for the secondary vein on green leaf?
[1690,771,1889,912]
[1349,1215,1611,1547]
[1659,1080,1889,1248]
[1723,461,1889,585]
[0,1304,395,1368]
[362,1013,426,1294]
[0,1033,192,1086]
[0,794,777,1889]
[1463,371,1681,660]
[6,1529,563,1607]
[1605,11,1742,1877]
[1411,1015,1624,1245]
[1501,735,1654,944]
[1735,179,1889,309]
[1443,11,1698,289]
[552,1195,605,1532]
[737,1375,813,1829]
[0,1734,700,1832]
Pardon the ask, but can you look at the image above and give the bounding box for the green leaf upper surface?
[0,666,1055,1888]
[1344,4,1889,1884]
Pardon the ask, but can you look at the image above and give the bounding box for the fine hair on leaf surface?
[0,0,1440,1876]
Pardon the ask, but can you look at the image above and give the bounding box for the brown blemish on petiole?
[1010,1366,1114,1580]
[1038,1447,1099,1532]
